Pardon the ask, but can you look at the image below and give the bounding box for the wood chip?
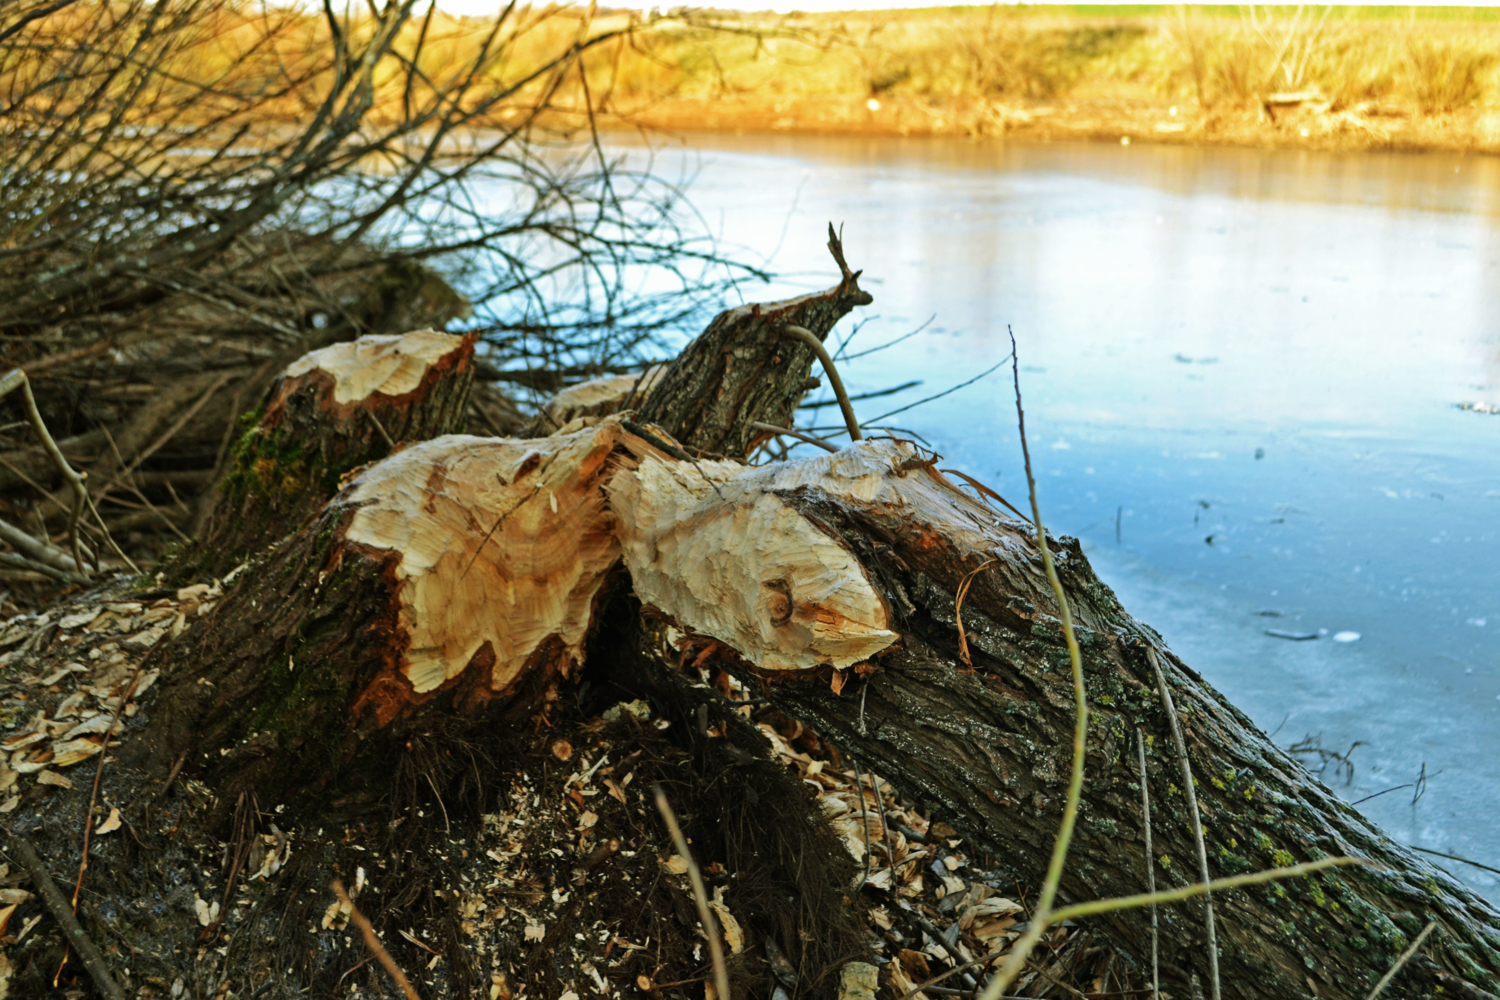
[58,608,102,630]
[95,807,122,835]
[51,738,104,768]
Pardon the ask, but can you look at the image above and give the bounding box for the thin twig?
[0,550,87,585]
[954,558,996,668]
[781,324,861,442]
[1410,847,1500,878]
[1136,729,1159,1000]
[749,421,838,453]
[0,369,93,575]
[3,831,125,1000]
[851,757,873,890]
[1046,857,1359,923]
[977,329,1089,1000]
[1365,921,1438,1000]
[653,785,731,1000]
[62,633,164,980]
[1147,645,1220,1000]
[0,514,80,575]
[367,408,397,449]
[331,879,421,1000]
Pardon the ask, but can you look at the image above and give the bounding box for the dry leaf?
[523,921,546,942]
[0,902,15,936]
[490,973,512,1000]
[659,855,689,875]
[95,807,122,835]
[35,770,72,789]
[829,669,847,695]
[577,810,598,829]
[0,889,31,906]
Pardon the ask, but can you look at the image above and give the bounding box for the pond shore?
[606,93,1500,156]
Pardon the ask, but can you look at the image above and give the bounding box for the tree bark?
[636,225,872,459]
[194,329,475,576]
[142,419,624,813]
[10,247,1500,1000]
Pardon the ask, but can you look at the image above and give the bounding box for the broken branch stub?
[196,330,476,575]
[636,229,872,458]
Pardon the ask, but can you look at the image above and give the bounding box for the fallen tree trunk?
[7,236,1500,1000]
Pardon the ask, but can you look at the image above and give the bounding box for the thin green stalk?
[1047,856,1360,924]
[977,330,1089,1000]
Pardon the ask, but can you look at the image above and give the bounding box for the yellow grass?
[6,3,1499,151]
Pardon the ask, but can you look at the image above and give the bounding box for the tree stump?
[144,419,625,811]
[9,236,1500,1000]
[195,329,475,576]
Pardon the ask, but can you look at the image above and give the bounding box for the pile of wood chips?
[0,575,1147,1000]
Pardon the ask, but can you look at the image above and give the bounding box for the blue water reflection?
[594,133,1500,890]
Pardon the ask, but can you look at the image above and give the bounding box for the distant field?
[595,4,1500,152]
[6,2,1497,154]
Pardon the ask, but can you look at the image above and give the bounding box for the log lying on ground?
[194,329,475,576]
[82,238,1500,1000]
[607,438,1500,1000]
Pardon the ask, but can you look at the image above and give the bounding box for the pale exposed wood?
[542,365,666,428]
[607,441,908,672]
[196,329,475,576]
[342,421,623,707]
[284,329,468,405]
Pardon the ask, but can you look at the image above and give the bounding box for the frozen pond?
[601,132,1500,892]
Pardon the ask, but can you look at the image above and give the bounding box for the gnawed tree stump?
[143,420,624,809]
[12,234,1500,1000]
[195,329,475,576]
[608,439,1500,1000]
[533,364,666,433]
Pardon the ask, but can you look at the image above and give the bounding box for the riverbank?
[606,92,1500,154]
[591,4,1500,155]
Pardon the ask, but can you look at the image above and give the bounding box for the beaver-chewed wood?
[93,254,1500,1000]
[610,436,1500,1000]
[196,329,475,576]
[141,420,623,810]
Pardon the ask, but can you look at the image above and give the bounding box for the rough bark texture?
[195,330,475,576]
[140,423,624,811]
[8,270,1500,1000]
[693,470,1500,1000]
[637,227,872,458]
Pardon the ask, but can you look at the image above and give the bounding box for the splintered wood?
[341,421,622,711]
[541,365,665,428]
[282,329,471,407]
[608,439,909,672]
